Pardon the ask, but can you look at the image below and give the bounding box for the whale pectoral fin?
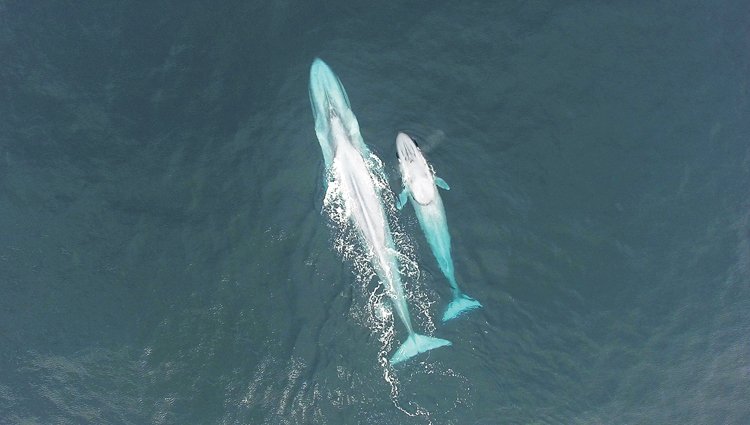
[435,177,450,191]
[396,189,409,210]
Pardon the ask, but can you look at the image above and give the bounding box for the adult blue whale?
[395,132,482,322]
[309,59,451,364]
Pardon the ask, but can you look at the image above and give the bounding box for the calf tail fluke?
[442,293,483,322]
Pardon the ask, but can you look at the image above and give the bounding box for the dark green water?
[1,1,749,424]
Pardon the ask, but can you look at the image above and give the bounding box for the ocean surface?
[1,1,749,424]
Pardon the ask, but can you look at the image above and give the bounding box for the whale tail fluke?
[442,293,482,322]
[390,333,452,365]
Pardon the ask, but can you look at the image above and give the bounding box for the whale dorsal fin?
[396,188,409,210]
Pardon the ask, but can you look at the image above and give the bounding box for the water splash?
[320,149,444,422]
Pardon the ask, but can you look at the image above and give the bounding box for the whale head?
[309,59,352,125]
[309,58,365,169]
[396,132,436,205]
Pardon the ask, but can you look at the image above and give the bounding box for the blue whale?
[396,132,482,322]
[309,59,451,364]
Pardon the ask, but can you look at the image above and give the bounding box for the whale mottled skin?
[396,132,482,321]
[308,59,451,364]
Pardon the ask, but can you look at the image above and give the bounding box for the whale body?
[309,59,451,364]
[395,132,482,321]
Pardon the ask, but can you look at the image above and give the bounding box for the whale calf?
[308,59,451,364]
[395,132,482,321]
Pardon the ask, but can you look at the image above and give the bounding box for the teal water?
[1,1,749,424]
